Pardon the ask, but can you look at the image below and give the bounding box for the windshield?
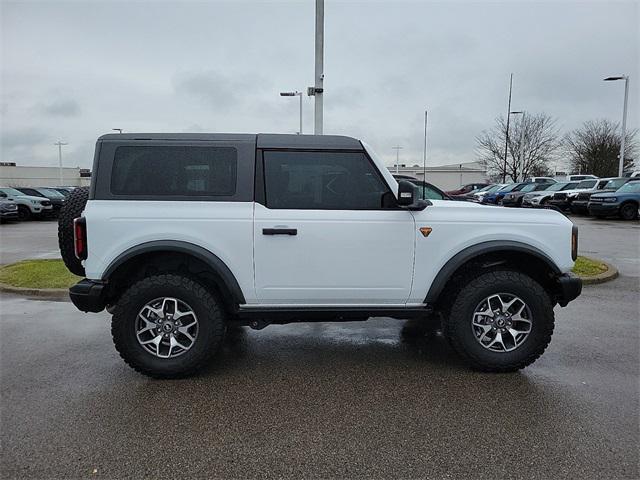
[617,181,640,193]
[576,180,597,189]
[521,184,538,192]
[604,179,627,190]
[498,184,518,193]
[546,182,570,191]
[403,179,445,200]
[37,188,65,198]
[473,185,493,193]
[0,187,26,197]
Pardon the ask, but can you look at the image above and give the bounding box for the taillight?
[74,217,88,260]
[571,224,578,261]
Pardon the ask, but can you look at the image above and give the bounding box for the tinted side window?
[263,151,389,209]
[111,146,237,196]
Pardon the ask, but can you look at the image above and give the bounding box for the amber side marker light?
[419,227,433,237]
[571,225,578,261]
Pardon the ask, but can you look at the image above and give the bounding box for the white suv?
[60,133,581,378]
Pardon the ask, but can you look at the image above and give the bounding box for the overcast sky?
[1,0,638,170]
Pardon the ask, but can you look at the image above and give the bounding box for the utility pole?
[310,0,324,134]
[392,145,403,174]
[54,141,68,185]
[502,73,514,183]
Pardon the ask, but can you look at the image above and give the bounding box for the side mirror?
[397,180,416,206]
[397,180,431,211]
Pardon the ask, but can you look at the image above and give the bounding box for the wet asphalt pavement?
[1,216,639,479]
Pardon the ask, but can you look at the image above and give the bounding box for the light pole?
[54,141,68,185]
[502,73,514,183]
[392,145,403,174]
[604,75,630,176]
[280,91,303,134]
[307,0,324,134]
[509,111,524,180]
[423,110,428,183]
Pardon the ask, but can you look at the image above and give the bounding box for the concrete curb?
[0,282,70,300]
[578,257,619,285]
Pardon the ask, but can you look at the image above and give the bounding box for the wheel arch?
[425,241,562,305]
[103,240,246,309]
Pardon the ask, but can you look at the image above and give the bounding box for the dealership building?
[388,161,487,191]
[0,163,91,187]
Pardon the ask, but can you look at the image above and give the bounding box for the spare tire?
[58,187,89,276]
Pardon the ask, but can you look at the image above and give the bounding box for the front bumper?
[588,203,620,216]
[549,199,570,210]
[1,210,19,220]
[69,279,107,313]
[570,200,589,213]
[556,273,582,307]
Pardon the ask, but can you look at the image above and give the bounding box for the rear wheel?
[443,270,554,372]
[111,274,226,378]
[619,202,638,221]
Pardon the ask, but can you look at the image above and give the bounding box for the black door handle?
[262,228,297,236]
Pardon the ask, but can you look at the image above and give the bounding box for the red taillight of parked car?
[74,217,88,260]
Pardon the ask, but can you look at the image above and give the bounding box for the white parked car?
[58,133,582,378]
[0,187,54,220]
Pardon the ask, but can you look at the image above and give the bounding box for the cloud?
[40,98,81,117]
[1,127,48,149]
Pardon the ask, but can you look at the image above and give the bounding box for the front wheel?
[619,202,638,221]
[443,270,554,372]
[111,274,226,378]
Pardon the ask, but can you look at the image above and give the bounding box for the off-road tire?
[111,274,226,379]
[619,202,638,221]
[17,205,31,221]
[443,270,554,372]
[57,187,89,276]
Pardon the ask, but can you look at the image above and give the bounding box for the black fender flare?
[424,240,561,303]
[103,240,246,305]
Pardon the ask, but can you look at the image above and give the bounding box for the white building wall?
[0,166,90,187]
[388,162,487,191]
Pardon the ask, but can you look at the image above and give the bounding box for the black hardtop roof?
[97,133,363,150]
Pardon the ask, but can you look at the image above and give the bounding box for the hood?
[590,191,620,199]
[7,193,49,202]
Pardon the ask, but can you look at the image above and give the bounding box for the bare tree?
[476,113,561,182]
[564,119,637,177]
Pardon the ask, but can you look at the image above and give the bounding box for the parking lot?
[1,216,639,479]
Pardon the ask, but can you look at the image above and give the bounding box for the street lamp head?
[604,76,625,81]
[280,92,299,96]
[510,111,524,115]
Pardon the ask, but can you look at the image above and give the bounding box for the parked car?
[392,175,451,200]
[445,183,490,196]
[0,197,19,223]
[484,182,537,205]
[588,180,640,220]
[549,179,599,211]
[569,177,630,214]
[502,182,554,207]
[15,187,65,216]
[472,184,508,203]
[622,171,640,178]
[61,132,581,378]
[0,187,54,220]
[522,182,579,208]
[523,177,557,184]
[48,186,75,196]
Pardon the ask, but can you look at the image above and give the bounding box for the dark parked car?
[392,175,451,201]
[549,179,599,211]
[588,180,640,220]
[15,187,65,216]
[502,182,554,207]
[0,197,19,223]
[570,177,629,214]
[445,183,490,196]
